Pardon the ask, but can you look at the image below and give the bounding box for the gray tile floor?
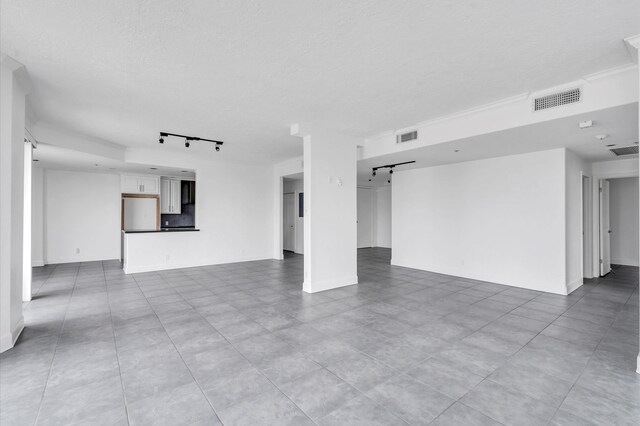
[1,248,638,425]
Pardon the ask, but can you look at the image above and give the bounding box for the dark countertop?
[123,228,200,234]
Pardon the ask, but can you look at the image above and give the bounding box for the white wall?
[298,127,357,293]
[357,188,374,248]
[565,150,591,292]
[283,178,304,254]
[31,167,44,266]
[123,148,274,273]
[375,185,392,248]
[393,148,568,294]
[44,169,121,263]
[609,177,639,266]
[0,57,28,352]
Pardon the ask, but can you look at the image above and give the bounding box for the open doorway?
[598,177,639,276]
[282,175,303,257]
[356,184,392,266]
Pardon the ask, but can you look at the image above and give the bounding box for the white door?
[600,179,611,276]
[283,193,295,251]
[160,178,170,213]
[140,176,159,194]
[357,188,373,248]
[169,179,181,214]
[122,175,140,193]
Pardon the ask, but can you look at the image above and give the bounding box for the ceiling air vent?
[533,87,581,111]
[396,130,418,144]
[610,145,639,156]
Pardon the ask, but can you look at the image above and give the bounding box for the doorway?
[599,179,611,276]
[357,188,374,248]
[283,192,295,252]
[598,176,640,276]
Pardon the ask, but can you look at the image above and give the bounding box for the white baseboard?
[31,260,45,267]
[0,317,24,353]
[46,255,120,265]
[565,278,583,295]
[124,255,274,274]
[303,275,358,294]
[611,258,640,267]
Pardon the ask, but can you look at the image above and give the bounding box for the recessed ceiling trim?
[610,145,639,156]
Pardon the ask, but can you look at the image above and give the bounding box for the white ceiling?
[358,104,639,186]
[33,143,195,177]
[2,1,639,164]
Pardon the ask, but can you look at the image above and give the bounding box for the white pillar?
[624,34,640,374]
[0,55,31,353]
[291,124,358,293]
[23,141,32,301]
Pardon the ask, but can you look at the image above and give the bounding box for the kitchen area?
[121,170,201,273]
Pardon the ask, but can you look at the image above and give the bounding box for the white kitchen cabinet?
[160,177,181,214]
[121,175,160,194]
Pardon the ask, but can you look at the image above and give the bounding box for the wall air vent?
[533,87,581,111]
[396,130,418,144]
[610,145,639,156]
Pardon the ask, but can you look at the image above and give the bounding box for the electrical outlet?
[165,221,169,226]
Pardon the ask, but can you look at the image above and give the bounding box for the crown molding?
[0,53,33,94]
[624,34,640,61]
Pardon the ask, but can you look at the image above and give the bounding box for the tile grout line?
[131,271,228,425]
[154,271,321,426]
[32,263,80,426]
[103,261,132,426]
[545,271,639,423]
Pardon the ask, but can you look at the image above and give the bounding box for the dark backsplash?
[161,180,196,228]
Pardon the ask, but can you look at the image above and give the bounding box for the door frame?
[599,179,611,276]
[283,192,295,252]
[591,170,639,278]
[582,174,593,279]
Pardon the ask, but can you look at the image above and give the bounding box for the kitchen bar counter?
[123,228,199,234]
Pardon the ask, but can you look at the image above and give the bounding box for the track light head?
[389,169,393,174]
[387,179,391,184]
[215,145,220,152]
[159,137,164,144]
[185,140,190,148]
[372,170,376,177]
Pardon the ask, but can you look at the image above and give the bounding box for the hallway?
[1,249,638,425]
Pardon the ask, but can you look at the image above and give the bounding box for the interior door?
[600,179,611,276]
[283,193,295,251]
[357,188,373,248]
[160,179,170,213]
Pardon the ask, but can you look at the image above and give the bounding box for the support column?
[23,141,32,301]
[624,34,640,374]
[291,124,358,293]
[0,55,31,352]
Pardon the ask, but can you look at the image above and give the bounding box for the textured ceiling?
[2,0,639,163]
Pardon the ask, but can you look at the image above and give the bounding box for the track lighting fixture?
[159,132,224,152]
[370,160,415,183]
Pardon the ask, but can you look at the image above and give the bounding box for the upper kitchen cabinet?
[121,174,160,194]
[160,177,181,214]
